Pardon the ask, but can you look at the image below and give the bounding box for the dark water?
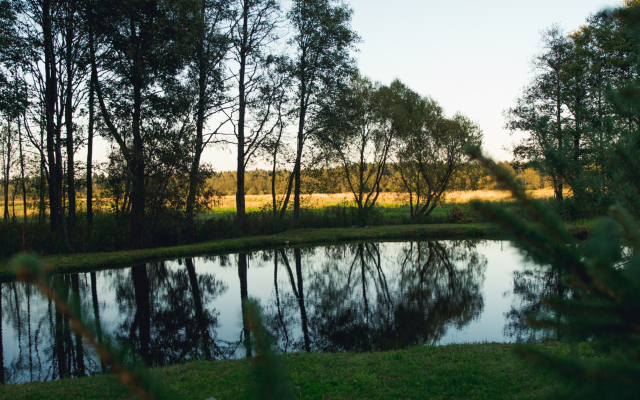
[0,240,553,384]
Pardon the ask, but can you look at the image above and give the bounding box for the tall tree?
[505,26,576,202]
[17,0,72,249]
[185,0,233,222]
[91,0,195,248]
[231,0,281,231]
[61,0,89,239]
[313,76,395,225]
[393,82,482,222]
[283,0,359,227]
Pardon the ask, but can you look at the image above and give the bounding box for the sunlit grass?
[0,189,561,218]
[208,189,560,212]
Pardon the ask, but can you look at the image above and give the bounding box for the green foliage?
[446,204,476,224]
[391,82,483,222]
[313,76,396,225]
[505,1,640,211]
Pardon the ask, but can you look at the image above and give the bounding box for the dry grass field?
[211,188,565,211]
[0,188,567,216]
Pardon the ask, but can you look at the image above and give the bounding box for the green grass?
[0,342,574,400]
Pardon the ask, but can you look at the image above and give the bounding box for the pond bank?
[0,222,592,280]
[0,342,568,399]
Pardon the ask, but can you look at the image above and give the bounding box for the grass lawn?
[0,342,573,400]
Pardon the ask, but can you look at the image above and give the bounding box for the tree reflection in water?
[264,241,487,353]
[503,264,569,343]
[114,260,230,366]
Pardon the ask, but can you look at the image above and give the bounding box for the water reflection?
[0,240,534,384]
[296,241,486,352]
[113,261,229,367]
[503,265,569,342]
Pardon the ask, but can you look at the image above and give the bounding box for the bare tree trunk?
[236,1,249,233]
[19,117,27,223]
[186,0,206,223]
[65,13,76,244]
[44,0,70,250]
[39,125,46,222]
[555,72,564,203]
[554,174,564,201]
[3,122,11,221]
[130,80,145,249]
[86,66,95,224]
[292,70,307,229]
[271,148,279,219]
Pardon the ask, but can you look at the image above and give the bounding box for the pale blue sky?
[349,0,617,161]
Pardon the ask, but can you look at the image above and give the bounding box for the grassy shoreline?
[0,342,570,400]
[0,222,592,281]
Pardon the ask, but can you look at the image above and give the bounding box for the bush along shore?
[0,342,583,400]
[0,222,592,281]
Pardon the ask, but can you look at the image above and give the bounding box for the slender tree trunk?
[19,117,27,223]
[3,123,10,221]
[555,73,564,202]
[236,1,249,233]
[65,16,75,243]
[186,0,207,223]
[293,71,307,229]
[39,125,45,222]
[130,83,145,249]
[272,150,278,218]
[44,0,70,250]
[86,70,94,225]
[12,183,16,219]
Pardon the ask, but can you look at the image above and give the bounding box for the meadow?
[206,188,562,212]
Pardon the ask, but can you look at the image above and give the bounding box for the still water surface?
[1,240,546,383]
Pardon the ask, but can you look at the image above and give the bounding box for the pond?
[0,240,555,384]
